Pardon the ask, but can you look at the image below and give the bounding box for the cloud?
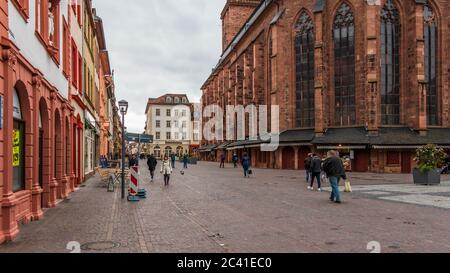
[93,0,225,133]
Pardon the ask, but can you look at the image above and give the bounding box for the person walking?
[308,154,323,192]
[147,154,157,182]
[241,153,251,178]
[129,154,139,167]
[232,153,239,168]
[160,156,173,186]
[322,150,347,204]
[304,153,313,184]
[183,153,189,169]
[170,153,176,169]
[220,153,226,168]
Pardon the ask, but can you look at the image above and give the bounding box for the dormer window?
[174,97,180,104]
[166,96,172,103]
[182,97,187,103]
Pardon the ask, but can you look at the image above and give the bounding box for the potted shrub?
[413,144,447,185]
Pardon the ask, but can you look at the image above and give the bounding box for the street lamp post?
[118,100,128,199]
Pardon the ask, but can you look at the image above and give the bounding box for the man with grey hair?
[322,150,347,204]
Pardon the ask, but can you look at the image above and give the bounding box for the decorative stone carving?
[2,48,18,69]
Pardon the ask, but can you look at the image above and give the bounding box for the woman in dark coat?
[241,153,251,178]
[147,154,157,182]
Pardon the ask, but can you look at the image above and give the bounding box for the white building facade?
[145,94,193,159]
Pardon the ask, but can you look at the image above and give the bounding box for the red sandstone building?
[200,0,450,173]
[0,0,118,244]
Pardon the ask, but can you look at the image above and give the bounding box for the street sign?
[126,133,153,144]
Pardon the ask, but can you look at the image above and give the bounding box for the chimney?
[221,0,261,51]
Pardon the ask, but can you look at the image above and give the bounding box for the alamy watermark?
[201,104,280,151]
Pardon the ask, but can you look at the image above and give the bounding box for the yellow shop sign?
[13,129,20,167]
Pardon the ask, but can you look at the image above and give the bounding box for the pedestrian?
[322,150,347,204]
[170,153,176,169]
[129,154,139,167]
[147,154,157,182]
[183,153,189,169]
[304,153,313,184]
[308,153,323,192]
[241,153,251,178]
[160,155,173,186]
[220,153,226,168]
[232,153,238,168]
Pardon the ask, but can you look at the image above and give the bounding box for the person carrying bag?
[160,156,173,186]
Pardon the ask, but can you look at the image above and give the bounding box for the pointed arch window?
[381,0,401,125]
[294,11,315,128]
[424,2,438,126]
[333,3,355,126]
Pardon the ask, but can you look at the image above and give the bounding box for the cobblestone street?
[1,161,450,253]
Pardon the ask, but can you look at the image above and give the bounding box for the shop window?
[71,40,78,87]
[62,18,70,77]
[387,151,400,165]
[381,0,401,125]
[13,88,26,192]
[333,3,356,126]
[294,11,315,128]
[78,53,83,94]
[424,2,438,126]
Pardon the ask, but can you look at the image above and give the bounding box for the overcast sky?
[93,0,226,133]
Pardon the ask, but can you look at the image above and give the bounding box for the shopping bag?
[344,180,352,193]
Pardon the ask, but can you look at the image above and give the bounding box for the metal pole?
[121,113,125,199]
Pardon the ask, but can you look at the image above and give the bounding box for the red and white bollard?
[128,166,140,202]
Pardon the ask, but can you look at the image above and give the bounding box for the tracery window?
[294,12,315,128]
[424,2,438,126]
[380,0,401,125]
[333,3,356,126]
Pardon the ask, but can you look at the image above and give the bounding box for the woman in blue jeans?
[322,151,347,204]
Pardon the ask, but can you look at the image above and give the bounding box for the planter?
[413,168,441,185]
[189,158,198,165]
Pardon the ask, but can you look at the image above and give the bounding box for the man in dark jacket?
[322,150,347,204]
[147,154,157,181]
[304,153,313,184]
[170,153,176,168]
[308,154,323,191]
[232,153,239,168]
[183,154,189,169]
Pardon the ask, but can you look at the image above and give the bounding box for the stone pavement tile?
[2,161,450,253]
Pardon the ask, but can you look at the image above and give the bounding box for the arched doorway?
[154,146,161,159]
[176,146,184,157]
[282,147,295,169]
[297,147,311,170]
[164,146,172,157]
[38,98,50,207]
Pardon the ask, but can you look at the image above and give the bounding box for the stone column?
[313,8,325,136]
[31,74,44,220]
[366,0,381,135]
[48,91,58,207]
[60,104,69,199]
[414,1,427,133]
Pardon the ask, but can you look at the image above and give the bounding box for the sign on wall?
[13,129,21,167]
